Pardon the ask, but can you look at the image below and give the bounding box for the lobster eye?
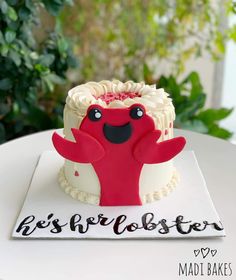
[130,106,144,119]
[88,108,102,121]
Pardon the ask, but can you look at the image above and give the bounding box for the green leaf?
[9,50,21,66]
[0,78,13,90]
[38,54,55,67]
[176,93,206,120]
[215,32,225,54]
[5,29,16,43]
[228,24,236,42]
[175,118,208,134]
[7,6,18,21]
[183,71,203,100]
[42,76,54,92]
[13,102,20,115]
[197,108,234,125]
[30,52,39,60]
[158,75,181,98]
[47,73,65,84]
[34,64,50,74]
[208,124,233,140]
[0,44,9,56]
[25,0,34,9]
[58,37,69,55]
[0,1,8,14]
[41,0,65,16]
[65,0,73,5]
[18,7,31,21]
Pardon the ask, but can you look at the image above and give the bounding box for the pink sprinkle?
[97,92,141,105]
[169,122,172,128]
[74,171,79,176]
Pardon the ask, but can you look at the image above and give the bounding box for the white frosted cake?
[52,80,186,206]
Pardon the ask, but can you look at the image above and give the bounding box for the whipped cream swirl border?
[65,80,175,132]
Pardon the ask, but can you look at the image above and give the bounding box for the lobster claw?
[134,130,186,164]
[52,129,105,163]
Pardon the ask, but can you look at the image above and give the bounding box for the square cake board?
[12,151,225,239]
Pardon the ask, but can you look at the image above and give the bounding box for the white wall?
[221,15,236,142]
[184,54,215,107]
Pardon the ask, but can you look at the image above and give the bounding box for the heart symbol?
[211,249,217,257]
[201,247,210,258]
[194,249,200,257]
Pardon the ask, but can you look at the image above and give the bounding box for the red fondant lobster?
[52,104,186,206]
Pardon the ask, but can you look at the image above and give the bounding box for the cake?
[52,80,186,206]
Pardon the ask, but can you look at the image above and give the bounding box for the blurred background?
[0,0,236,144]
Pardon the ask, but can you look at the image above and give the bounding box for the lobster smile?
[103,122,132,144]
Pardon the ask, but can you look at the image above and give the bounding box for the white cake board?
[12,151,225,239]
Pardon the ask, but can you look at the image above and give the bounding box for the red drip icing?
[98,92,141,105]
[165,129,168,135]
[74,171,79,176]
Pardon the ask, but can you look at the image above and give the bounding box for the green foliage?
[0,0,76,144]
[41,0,73,16]
[157,72,233,139]
[61,0,236,82]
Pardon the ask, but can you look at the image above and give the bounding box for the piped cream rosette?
[59,80,179,205]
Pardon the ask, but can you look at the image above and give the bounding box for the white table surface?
[0,129,236,280]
